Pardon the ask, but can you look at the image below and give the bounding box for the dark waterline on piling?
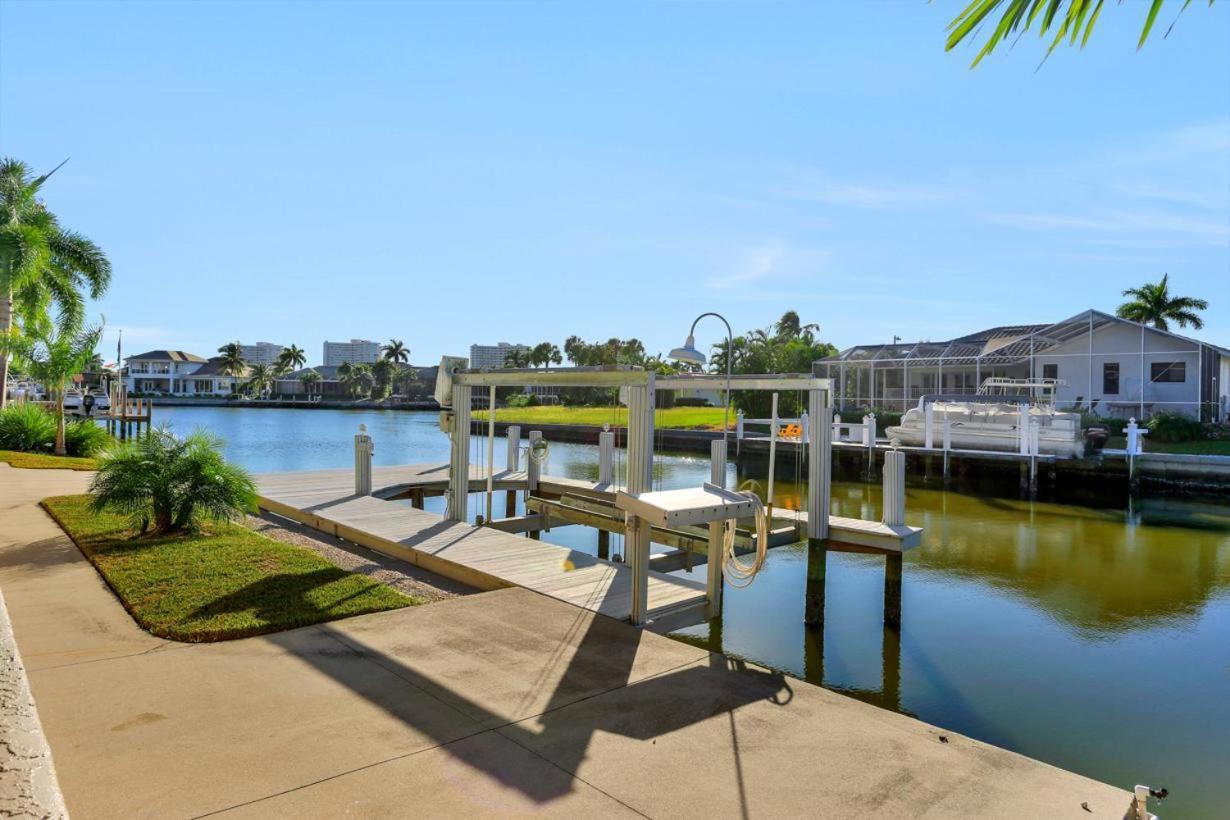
[158,406,1230,818]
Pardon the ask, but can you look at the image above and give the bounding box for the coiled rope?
[722,490,769,588]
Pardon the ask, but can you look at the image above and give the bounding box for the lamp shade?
[668,334,706,365]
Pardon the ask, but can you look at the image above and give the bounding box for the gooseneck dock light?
[669,312,734,446]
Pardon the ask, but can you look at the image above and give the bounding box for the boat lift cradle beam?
[444,364,834,625]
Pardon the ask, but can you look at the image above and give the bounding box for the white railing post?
[767,393,779,512]
[527,430,543,492]
[354,424,374,496]
[506,424,521,470]
[941,416,952,451]
[598,428,614,485]
[883,448,906,526]
[446,384,472,522]
[708,438,728,618]
[807,388,831,540]
[923,402,934,449]
[867,412,877,450]
[736,409,744,441]
[800,410,810,443]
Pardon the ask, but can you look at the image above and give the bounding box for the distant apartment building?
[469,342,530,369]
[323,339,381,366]
[239,341,286,366]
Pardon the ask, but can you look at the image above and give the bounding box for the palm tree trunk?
[0,288,13,409]
[55,386,67,455]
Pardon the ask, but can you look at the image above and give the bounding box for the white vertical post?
[506,424,521,470]
[800,411,809,443]
[354,424,373,496]
[598,429,614,485]
[807,386,831,540]
[485,385,496,524]
[446,383,472,522]
[883,448,906,526]
[767,392,778,510]
[942,415,952,451]
[707,438,727,618]
[923,401,934,449]
[527,430,543,492]
[867,412,877,450]
[624,376,655,625]
[736,409,744,441]
[1018,405,1029,455]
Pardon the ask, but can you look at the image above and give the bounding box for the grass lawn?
[0,450,100,470]
[42,494,416,642]
[1103,436,1230,456]
[475,405,730,429]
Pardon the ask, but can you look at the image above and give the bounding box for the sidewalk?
[0,464,1132,818]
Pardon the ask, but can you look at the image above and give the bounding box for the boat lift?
[437,364,834,625]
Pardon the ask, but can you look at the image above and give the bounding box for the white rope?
[722,490,769,588]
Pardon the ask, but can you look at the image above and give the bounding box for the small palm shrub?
[89,426,257,534]
[0,403,56,452]
[1146,411,1206,444]
[64,420,113,457]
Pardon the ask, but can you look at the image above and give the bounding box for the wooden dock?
[255,465,707,623]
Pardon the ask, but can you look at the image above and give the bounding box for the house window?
[1042,364,1058,381]
[1103,363,1119,395]
[1150,362,1185,383]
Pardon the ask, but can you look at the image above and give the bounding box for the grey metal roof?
[126,350,207,363]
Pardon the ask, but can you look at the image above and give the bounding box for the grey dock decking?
[255,465,706,622]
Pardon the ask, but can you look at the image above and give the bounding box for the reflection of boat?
[885,379,1084,459]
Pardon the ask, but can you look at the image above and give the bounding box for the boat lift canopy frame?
[442,364,833,625]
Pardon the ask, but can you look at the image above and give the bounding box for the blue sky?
[2,1,1228,366]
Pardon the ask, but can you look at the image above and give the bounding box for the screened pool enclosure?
[815,310,1228,421]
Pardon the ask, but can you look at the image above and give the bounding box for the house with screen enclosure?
[815,309,1229,421]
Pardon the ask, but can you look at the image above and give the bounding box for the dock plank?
[255,465,705,623]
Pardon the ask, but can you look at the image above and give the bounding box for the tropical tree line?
[214,338,416,401]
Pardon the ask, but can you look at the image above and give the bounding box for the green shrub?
[1079,413,1126,436]
[505,393,539,408]
[64,420,113,457]
[1146,411,1206,444]
[673,397,712,407]
[0,403,55,452]
[90,426,257,534]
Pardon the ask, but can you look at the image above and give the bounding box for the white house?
[123,350,247,396]
[817,309,1229,421]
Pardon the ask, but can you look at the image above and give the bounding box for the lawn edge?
[40,494,416,644]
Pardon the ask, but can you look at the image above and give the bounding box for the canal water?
[159,406,1230,817]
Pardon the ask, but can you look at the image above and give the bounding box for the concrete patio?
[0,464,1132,818]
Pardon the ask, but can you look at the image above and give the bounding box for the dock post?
[707,439,727,619]
[597,530,610,560]
[624,377,655,626]
[923,402,933,449]
[598,428,614,485]
[941,419,951,482]
[527,430,542,494]
[445,383,472,522]
[505,425,520,515]
[506,425,521,470]
[882,448,906,629]
[354,424,373,496]
[804,384,832,626]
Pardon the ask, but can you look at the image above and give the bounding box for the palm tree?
[530,342,561,369]
[1116,274,1208,331]
[299,369,322,399]
[216,342,247,396]
[382,339,409,363]
[245,363,273,398]
[1,158,112,408]
[503,348,530,368]
[283,344,306,370]
[945,0,1214,68]
[1,317,104,455]
[351,363,374,398]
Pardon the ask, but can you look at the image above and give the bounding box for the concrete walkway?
[0,464,1132,819]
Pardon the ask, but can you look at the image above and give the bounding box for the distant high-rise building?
[239,342,286,366]
[469,342,530,369]
[323,339,381,366]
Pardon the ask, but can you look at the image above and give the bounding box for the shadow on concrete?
[248,579,792,805]
[0,535,87,572]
